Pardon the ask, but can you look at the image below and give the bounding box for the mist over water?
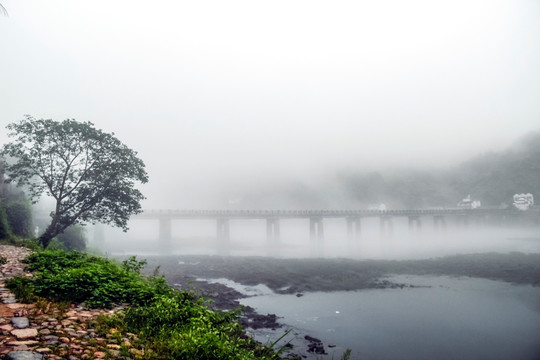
[96,220,540,260]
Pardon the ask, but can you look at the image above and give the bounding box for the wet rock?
[5,351,44,360]
[305,335,327,355]
[11,317,29,329]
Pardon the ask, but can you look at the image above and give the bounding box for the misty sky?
[1,0,539,208]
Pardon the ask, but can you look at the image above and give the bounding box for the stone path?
[0,245,143,359]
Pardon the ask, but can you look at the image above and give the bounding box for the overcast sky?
[1,0,539,208]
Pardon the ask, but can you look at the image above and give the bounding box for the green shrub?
[0,256,6,264]
[45,238,66,251]
[21,251,161,308]
[16,238,42,251]
[56,225,86,251]
[5,276,36,303]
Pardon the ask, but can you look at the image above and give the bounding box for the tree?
[1,116,148,247]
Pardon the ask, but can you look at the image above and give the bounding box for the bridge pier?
[346,217,361,240]
[408,216,422,231]
[266,218,280,243]
[379,216,393,235]
[455,215,469,227]
[159,217,172,243]
[216,218,230,242]
[310,217,324,241]
[433,215,446,230]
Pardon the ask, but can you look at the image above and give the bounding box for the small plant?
[6,276,36,303]
[0,256,7,265]
[122,256,147,274]
[341,349,352,360]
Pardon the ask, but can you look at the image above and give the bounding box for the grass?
[6,249,284,359]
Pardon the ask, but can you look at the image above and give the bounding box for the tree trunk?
[38,225,56,248]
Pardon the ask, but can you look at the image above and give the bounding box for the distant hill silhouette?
[238,131,540,209]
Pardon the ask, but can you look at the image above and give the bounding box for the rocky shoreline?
[0,245,142,360]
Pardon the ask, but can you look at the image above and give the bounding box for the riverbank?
[0,246,285,360]
[0,245,142,359]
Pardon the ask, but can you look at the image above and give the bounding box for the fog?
[1,0,540,211]
[93,218,540,261]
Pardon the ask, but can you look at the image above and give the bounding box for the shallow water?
[225,275,540,359]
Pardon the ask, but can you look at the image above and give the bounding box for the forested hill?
[338,131,540,208]
[240,131,540,209]
[449,131,540,207]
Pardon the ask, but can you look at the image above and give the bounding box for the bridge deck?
[134,208,511,219]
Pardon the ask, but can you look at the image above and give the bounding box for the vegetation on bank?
[6,248,285,360]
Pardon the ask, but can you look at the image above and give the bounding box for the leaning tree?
[0,116,148,247]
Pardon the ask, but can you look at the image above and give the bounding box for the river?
[215,275,540,359]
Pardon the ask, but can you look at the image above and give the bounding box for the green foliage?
[123,294,269,359]
[0,116,148,247]
[340,349,352,360]
[45,238,66,251]
[19,251,158,308]
[15,238,42,251]
[56,225,86,251]
[14,249,279,359]
[5,276,36,303]
[0,256,6,264]
[3,200,33,237]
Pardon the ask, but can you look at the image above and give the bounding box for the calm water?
[217,275,540,360]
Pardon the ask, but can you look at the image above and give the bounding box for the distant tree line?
[337,131,540,208]
[245,131,540,209]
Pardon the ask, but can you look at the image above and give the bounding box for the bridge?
[130,208,529,243]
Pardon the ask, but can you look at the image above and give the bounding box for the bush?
[56,225,86,251]
[4,200,33,237]
[18,251,161,308]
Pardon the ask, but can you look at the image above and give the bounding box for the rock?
[5,351,44,360]
[6,341,40,346]
[34,348,51,353]
[7,304,27,310]
[11,317,29,329]
[0,323,14,331]
[93,351,106,358]
[11,328,38,339]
